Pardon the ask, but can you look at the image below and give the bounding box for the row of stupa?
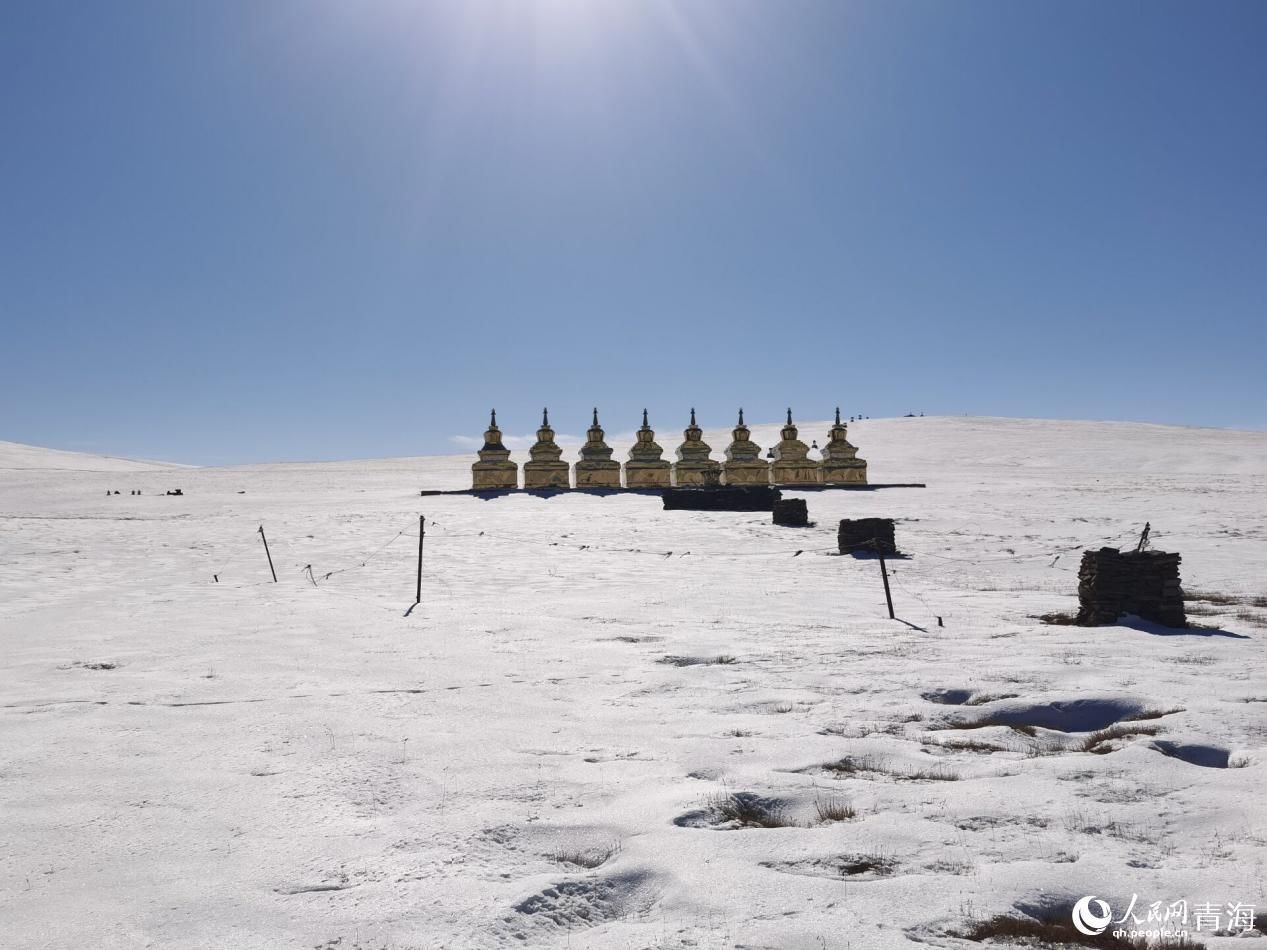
[471,408,867,490]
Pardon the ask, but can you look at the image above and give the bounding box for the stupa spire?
[770,407,819,486]
[821,405,868,485]
[673,408,720,486]
[626,408,670,487]
[722,405,767,485]
[575,407,620,488]
[470,409,517,490]
[524,407,568,489]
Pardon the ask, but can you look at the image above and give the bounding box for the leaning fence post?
[258,525,278,583]
[877,543,895,619]
[415,515,425,604]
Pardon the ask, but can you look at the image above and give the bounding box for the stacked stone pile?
[837,518,897,555]
[772,499,809,527]
[1076,548,1186,628]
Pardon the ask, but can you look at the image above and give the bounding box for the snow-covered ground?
[2,416,1265,949]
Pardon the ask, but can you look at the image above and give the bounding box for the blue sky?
[2,1,1264,464]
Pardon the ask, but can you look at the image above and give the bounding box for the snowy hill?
[0,439,187,472]
[1,417,1264,949]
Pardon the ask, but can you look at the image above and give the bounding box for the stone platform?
[421,483,925,497]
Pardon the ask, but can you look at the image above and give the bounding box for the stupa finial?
[472,408,517,489]
[786,408,793,425]
[690,407,696,426]
[738,407,745,426]
[542,407,549,428]
[592,407,599,427]
[642,408,649,427]
[835,406,841,426]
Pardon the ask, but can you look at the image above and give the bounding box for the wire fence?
[206,510,1149,626]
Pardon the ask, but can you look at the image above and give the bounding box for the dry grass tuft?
[813,795,856,823]
[1080,723,1162,754]
[1168,653,1216,665]
[822,755,959,781]
[820,721,907,738]
[1123,707,1181,722]
[659,654,738,667]
[1183,603,1221,617]
[1037,611,1080,625]
[706,792,796,829]
[837,852,894,876]
[905,765,961,781]
[925,737,1005,754]
[822,754,888,776]
[962,692,1019,706]
[552,841,620,869]
[1184,589,1241,606]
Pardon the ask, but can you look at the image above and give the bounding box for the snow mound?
[0,439,185,472]
[509,869,663,933]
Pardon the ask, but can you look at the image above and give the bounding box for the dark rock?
[662,486,782,512]
[773,499,809,527]
[838,518,897,555]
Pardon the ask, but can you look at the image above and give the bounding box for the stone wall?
[837,518,897,555]
[1076,548,1186,628]
[663,486,782,512]
[772,499,808,527]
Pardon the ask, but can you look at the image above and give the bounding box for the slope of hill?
[0,439,187,472]
[1,417,1263,949]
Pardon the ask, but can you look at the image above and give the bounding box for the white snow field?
[2,416,1265,950]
